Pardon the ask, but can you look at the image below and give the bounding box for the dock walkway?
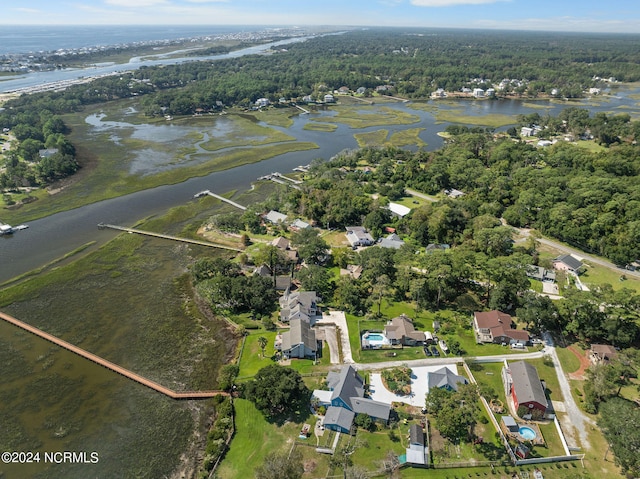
[0,310,227,400]
[194,190,246,210]
[98,224,243,252]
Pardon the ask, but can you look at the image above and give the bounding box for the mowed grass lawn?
[237,331,278,379]
[217,399,321,479]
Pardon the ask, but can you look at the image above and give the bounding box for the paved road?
[405,187,438,202]
[518,228,640,280]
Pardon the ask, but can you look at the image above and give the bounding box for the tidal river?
[2,85,639,283]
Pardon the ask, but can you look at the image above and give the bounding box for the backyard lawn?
[217,399,326,479]
[237,331,278,379]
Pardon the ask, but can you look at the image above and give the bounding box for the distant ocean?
[0,25,265,56]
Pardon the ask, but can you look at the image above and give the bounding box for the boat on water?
[0,222,29,234]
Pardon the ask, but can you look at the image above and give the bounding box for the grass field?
[303,121,338,132]
[217,398,318,479]
[434,109,518,128]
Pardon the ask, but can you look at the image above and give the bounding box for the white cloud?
[411,0,506,6]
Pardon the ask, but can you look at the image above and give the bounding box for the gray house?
[345,226,375,247]
[280,318,318,360]
[279,290,318,325]
[313,365,391,434]
[427,367,468,392]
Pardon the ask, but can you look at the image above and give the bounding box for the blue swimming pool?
[519,426,537,440]
[362,332,390,348]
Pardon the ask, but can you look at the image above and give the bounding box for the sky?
[2,0,640,34]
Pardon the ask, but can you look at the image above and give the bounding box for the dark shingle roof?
[510,361,547,408]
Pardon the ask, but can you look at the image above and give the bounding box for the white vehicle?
[438,339,449,353]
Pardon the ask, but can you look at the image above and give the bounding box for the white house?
[345,226,374,247]
[387,202,411,218]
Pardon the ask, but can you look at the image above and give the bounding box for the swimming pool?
[362,332,391,348]
[519,426,537,441]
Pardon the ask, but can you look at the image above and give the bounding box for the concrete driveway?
[369,364,460,408]
[317,325,340,364]
[317,311,353,363]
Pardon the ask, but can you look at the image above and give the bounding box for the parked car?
[430,346,440,356]
[424,346,431,356]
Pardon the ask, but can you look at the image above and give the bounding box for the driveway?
[369,364,460,408]
[543,332,595,450]
[317,325,340,364]
[316,311,353,363]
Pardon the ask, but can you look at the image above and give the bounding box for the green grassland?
[303,121,338,132]
[434,109,518,128]
[313,106,420,129]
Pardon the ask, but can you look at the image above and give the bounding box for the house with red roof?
[473,310,530,346]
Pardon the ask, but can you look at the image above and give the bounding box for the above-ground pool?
[519,426,537,440]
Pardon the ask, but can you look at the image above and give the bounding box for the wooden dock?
[193,190,246,210]
[98,224,243,252]
[257,172,302,190]
[0,310,228,400]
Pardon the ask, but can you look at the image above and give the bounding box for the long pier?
[98,224,243,252]
[0,310,228,400]
[194,190,246,210]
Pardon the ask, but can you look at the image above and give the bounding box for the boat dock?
[293,104,310,114]
[193,190,247,210]
[98,223,243,252]
[257,172,302,190]
[0,310,228,400]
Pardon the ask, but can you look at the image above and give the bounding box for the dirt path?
[568,345,590,380]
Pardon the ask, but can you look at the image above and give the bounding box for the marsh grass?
[313,106,420,128]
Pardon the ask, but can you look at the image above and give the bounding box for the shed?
[502,415,518,433]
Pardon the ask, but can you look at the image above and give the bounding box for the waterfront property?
[313,365,391,434]
[278,318,319,360]
[279,290,319,324]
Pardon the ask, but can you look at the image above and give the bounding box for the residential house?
[526,265,556,282]
[406,424,429,466]
[337,86,350,95]
[313,365,391,434]
[279,290,318,325]
[384,314,426,346]
[553,254,583,273]
[473,310,530,346]
[280,318,318,360]
[378,233,405,250]
[255,98,270,107]
[345,226,375,247]
[486,88,496,97]
[38,148,59,158]
[290,219,310,231]
[356,87,367,95]
[590,344,618,365]
[340,264,363,279]
[444,188,465,198]
[271,236,290,250]
[426,243,450,253]
[302,95,314,103]
[324,94,335,103]
[387,202,411,218]
[503,361,548,418]
[427,366,468,392]
[264,210,287,225]
[473,88,485,98]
